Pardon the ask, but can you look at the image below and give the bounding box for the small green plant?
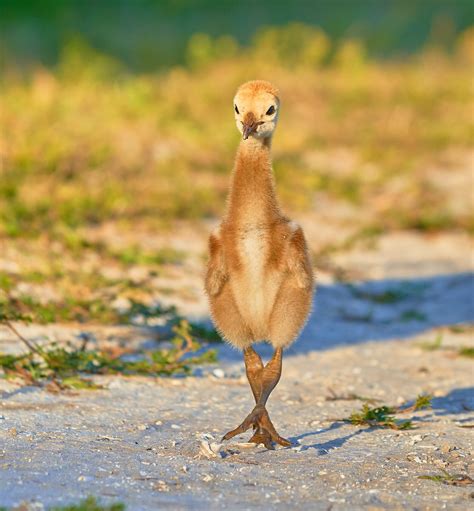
[0,496,125,511]
[50,496,125,511]
[344,394,432,430]
[419,469,473,486]
[418,333,474,358]
[0,319,217,390]
[457,346,474,358]
[346,404,414,430]
[349,287,410,304]
[399,310,427,322]
[410,394,433,411]
[449,325,468,334]
[418,333,443,351]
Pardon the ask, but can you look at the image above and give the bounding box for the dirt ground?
[1,231,473,511]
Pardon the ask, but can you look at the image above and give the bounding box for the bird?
[204,80,314,449]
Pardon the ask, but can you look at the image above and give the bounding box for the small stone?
[111,296,131,313]
[440,443,453,454]
[409,434,424,445]
[199,439,223,459]
[212,368,225,379]
[154,480,170,492]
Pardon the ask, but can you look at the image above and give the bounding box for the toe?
[259,410,292,447]
[221,411,257,441]
[274,435,292,447]
[248,428,274,449]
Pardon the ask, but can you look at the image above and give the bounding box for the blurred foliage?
[0,22,473,326]
[1,25,473,239]
[1,0,473,70]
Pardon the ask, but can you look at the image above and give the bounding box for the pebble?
[212,368,225,379]
[408,434,424,445]
[440,443,453,454]
[154,480,170,492]
[199,439,223,459]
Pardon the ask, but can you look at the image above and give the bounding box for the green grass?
[418,332,474,358]
[458,346,474,358]
[419,470,474,486]
[418,333,444,351]
[0,319,217,389]
[348,281,428,304]
[1,26,472,239]
[0,496,125,510]
[399,310,427,322]
[0,24,472,327]
[50,496,125,511]
[0,265,222,340]
[344,394,432,430]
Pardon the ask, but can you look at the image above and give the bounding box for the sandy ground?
[1,232,473,510]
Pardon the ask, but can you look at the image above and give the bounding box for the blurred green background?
[1,0,473,69]
[0,0,473,324]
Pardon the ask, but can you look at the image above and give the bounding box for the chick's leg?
[241,346,270,447]
[222,347,291,449]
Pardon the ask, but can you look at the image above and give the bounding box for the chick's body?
[205,80,313,349]
[204,80,314,448]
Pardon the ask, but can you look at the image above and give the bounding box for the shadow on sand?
[286,386,474,452]
[215,271,473,361]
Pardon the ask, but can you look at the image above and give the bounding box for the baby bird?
[205,80,314,448]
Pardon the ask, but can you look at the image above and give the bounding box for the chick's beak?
[242,112,257,140]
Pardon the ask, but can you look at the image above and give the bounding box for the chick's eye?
[234,105,239,114]
[266,105,275,115]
